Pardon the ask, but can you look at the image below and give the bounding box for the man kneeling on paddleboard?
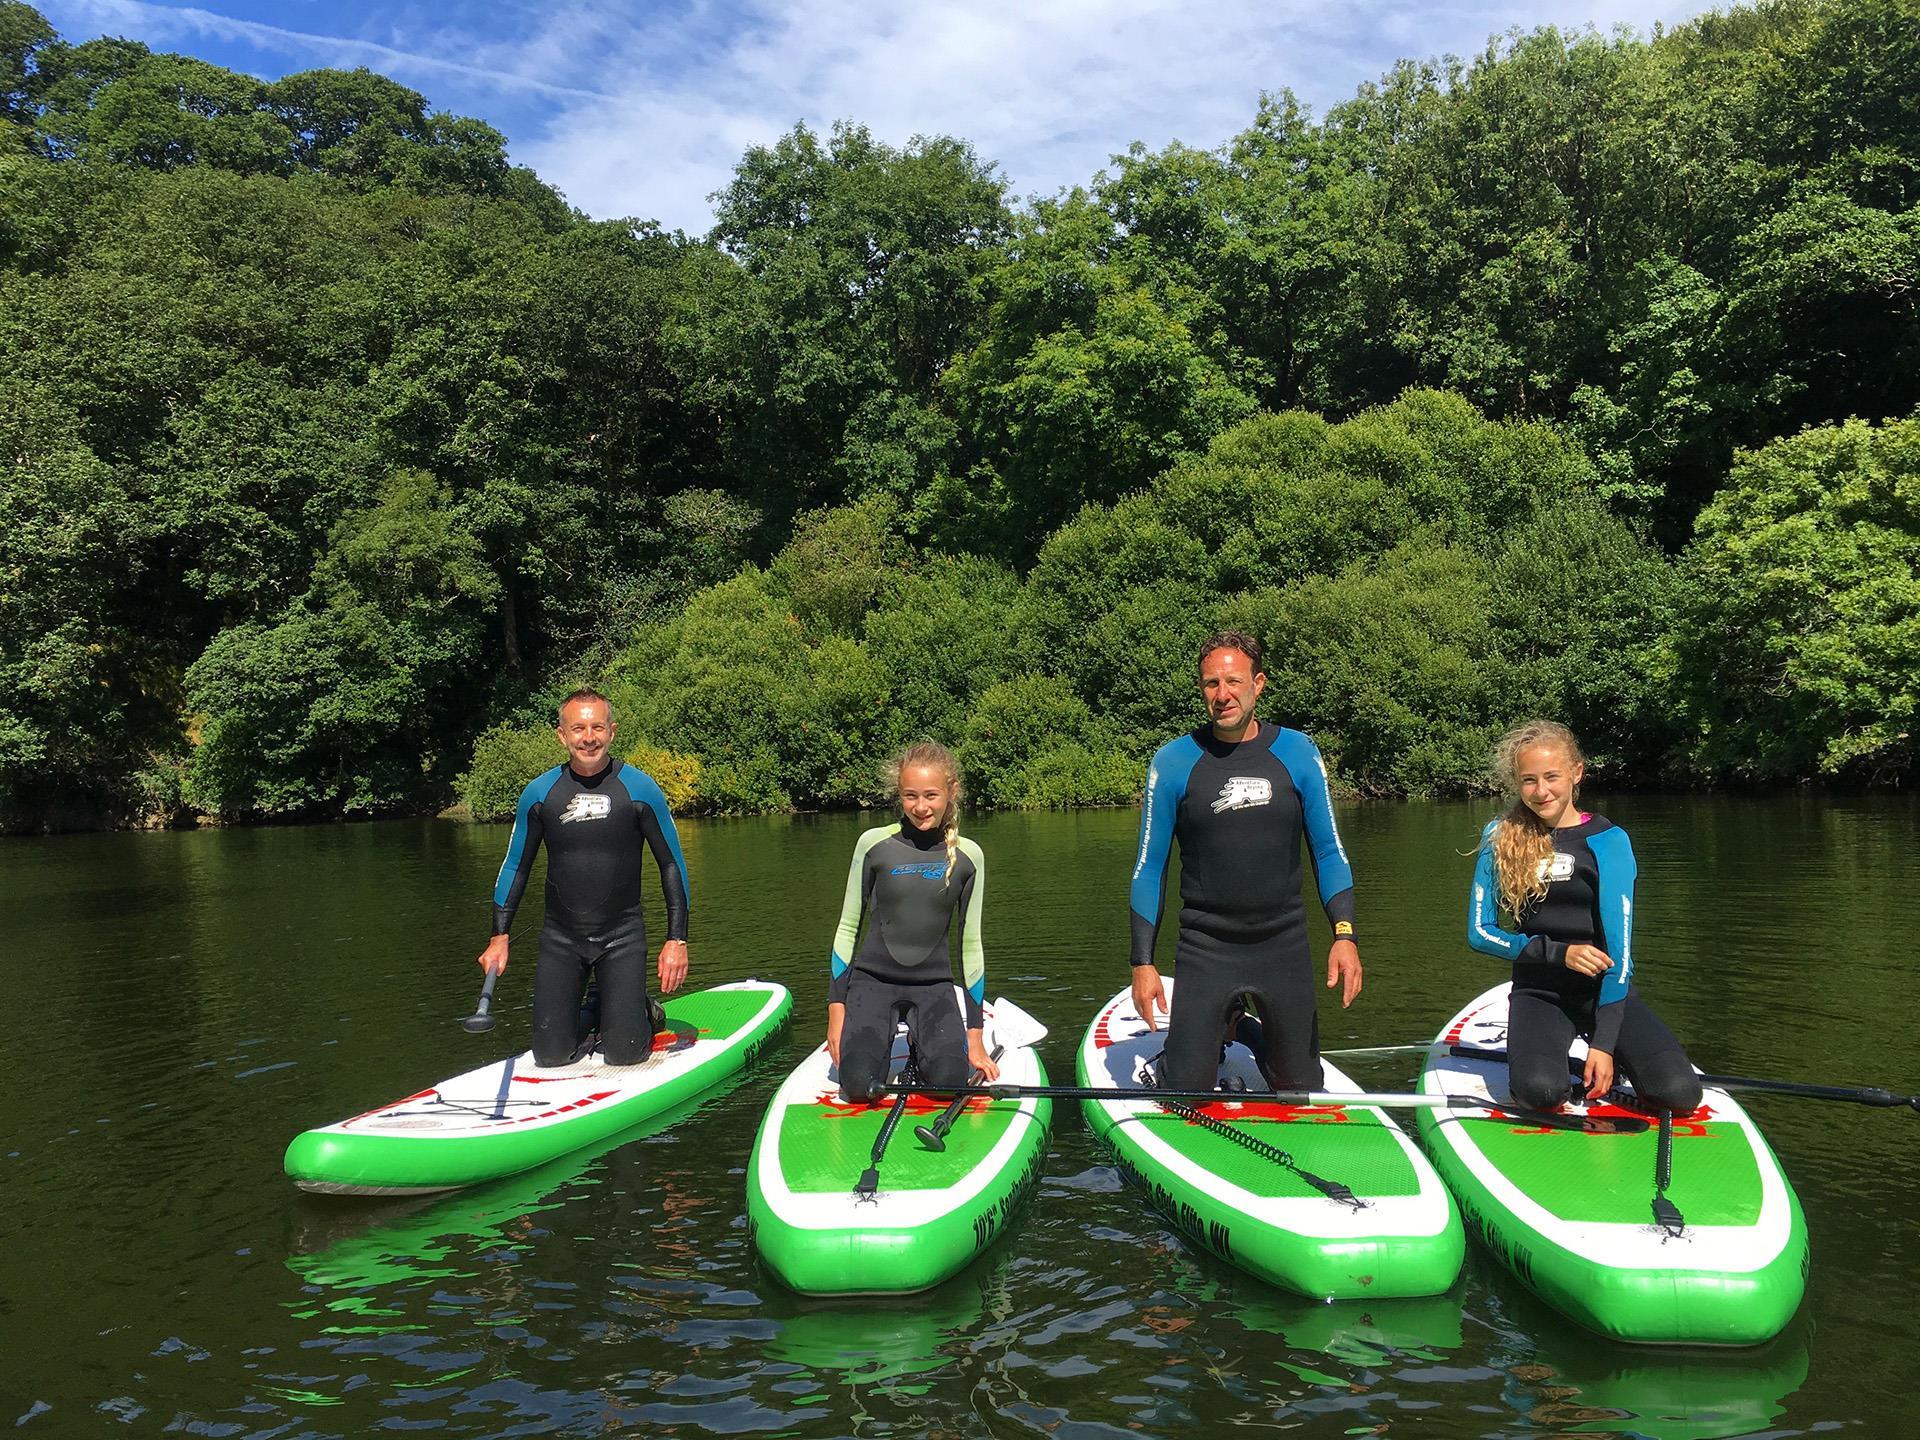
[1128,631,1362,1092]
[477,688,690,1067]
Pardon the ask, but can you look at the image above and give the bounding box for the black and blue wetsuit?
[829,820,986,1103]
[1130,724,1355,1091]
[1468,813,1700,1113]
[493,760,689,1067]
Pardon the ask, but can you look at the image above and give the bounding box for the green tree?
[708,122,1010,525]
[183,470,498,817]
[1235,545,1510,794]
[1677,415,1919,780]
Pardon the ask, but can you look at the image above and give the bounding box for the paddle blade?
[461,1012,495,1034]
[987,996,1048,1052]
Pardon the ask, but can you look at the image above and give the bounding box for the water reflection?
[1,803,1910,1437]
[1490,1286,1812,1439]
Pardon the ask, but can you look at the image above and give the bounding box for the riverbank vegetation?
[2,0,1914,829]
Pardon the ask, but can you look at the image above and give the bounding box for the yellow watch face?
[1334,921,1354,938]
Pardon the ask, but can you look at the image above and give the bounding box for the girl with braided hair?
[1466,721,1701,1114]
[825,742,1000,1103]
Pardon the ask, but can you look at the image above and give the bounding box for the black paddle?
[895,1080,1649,1135]
[1446,1045,1920,1114]
[462,969,501,1034]
[855,1058,919,1198]
[915,1044,1004,1152]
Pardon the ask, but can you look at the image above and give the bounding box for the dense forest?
[1,0,1914,830]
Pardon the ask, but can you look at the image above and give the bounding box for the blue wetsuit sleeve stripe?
[1129,740,1196,968]
[491,771,554,934]
[1467,820,1530,961]
[1279,731,1356,929]
[1591,827,1636,1007]
[623,767,691,941]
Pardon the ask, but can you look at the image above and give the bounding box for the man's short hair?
[1197,630,1264,676]
[557,687,613,724]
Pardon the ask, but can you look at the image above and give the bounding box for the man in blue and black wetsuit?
[1129,631,1362,1092]
[477,688,690,1068]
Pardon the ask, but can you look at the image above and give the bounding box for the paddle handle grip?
[927,1044,1006,1138]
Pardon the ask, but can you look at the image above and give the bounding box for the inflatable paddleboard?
[1079,980,1464,1300]
[1415,983,1808,1345]
[285,979,791,1195]
[748,993,1051,1295]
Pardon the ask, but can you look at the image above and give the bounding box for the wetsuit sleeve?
[1281,731,1357,939]
[1466,819,1552,964]
[491,777,548,935]
[1588,826,1637,1054]
[1129,740,1196,968]
[628,773,691,942]
[955,839,987,1029]
[829,829,884,1006]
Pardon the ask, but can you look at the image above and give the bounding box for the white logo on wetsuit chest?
[558,793,613,824]
[1211,777,1272,813]
[1536,851,1575,883]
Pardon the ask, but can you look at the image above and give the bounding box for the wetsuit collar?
[566,758,619,787]
[1197,722,1277,760]
[897,816,946,850]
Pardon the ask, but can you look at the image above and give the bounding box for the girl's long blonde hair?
[897,741,962,887]
[1489,720,1584,920]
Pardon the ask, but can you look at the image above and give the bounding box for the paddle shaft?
[901,1081,1588,1115]
[1334,1042,1916,1114]
[1443,1045,1920,1111]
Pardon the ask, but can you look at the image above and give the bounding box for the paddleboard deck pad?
[285,980,791,1195]
[1415,983,1807,1345]
[1079,980,1464,1300]
[748,993,1052,1295]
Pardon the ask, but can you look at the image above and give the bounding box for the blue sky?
[40,1,1710,233]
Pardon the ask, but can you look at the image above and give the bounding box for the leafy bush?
[1008,741,1139,809]
[461,723,563,822]
[1676,415,1919,780]
[625,739,700,813]
[960,674,1129,809]
[1235,544,1510,795]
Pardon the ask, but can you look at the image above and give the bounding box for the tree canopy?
[2,0,1915,828]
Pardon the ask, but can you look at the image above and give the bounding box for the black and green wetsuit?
[829,819,986,1102]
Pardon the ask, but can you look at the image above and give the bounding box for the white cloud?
[47,0,1712,232]
[514,0,1708,232]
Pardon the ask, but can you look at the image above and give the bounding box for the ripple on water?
[3,807,1916,1435]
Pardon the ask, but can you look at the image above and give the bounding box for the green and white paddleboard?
[1079,980,1464,1300]
[748,992,1052,1295]
[284,980,791,1196]
[1415,983,1808,1346]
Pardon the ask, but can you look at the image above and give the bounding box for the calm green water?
[2,796,1916,1438]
